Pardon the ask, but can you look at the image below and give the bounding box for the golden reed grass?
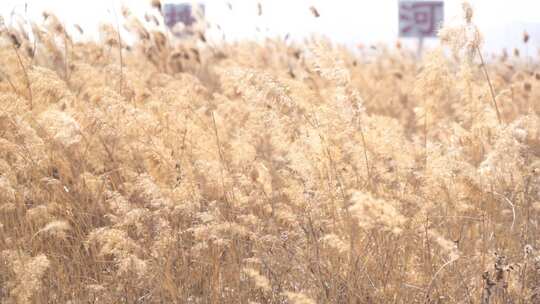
[0,2,539,303]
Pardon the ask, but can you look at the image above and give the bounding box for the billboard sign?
[163,3,205,29]
[399,1,444,38]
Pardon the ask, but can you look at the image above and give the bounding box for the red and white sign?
[399,1,444,38]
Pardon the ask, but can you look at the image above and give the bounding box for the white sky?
[1,0,539,55]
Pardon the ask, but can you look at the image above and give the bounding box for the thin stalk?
[12,44,33,110]
[423,256,460,303]
[211,111,233,203]
[111,4,124,95]
[357,116,372,188]
[476,46,501,124]
[62,22,70,82]
[0,69,21,97]
[424,101,428,168]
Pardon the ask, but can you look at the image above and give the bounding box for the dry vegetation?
[0,2,540,303]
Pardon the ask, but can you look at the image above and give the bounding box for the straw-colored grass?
[0,2,539,303]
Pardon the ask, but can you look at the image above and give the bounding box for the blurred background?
[0,0,539,56]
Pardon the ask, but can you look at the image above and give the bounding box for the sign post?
[398,1,444,57]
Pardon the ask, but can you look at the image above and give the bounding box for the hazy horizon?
[1,0,539,56]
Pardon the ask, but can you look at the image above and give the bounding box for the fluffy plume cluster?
[0,251,50,303]
[438,1,483,62]
[0,3,539,303]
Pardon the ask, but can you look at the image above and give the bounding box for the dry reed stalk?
[476,46,502,124]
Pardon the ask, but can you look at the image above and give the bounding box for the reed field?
[0,2,539,303]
